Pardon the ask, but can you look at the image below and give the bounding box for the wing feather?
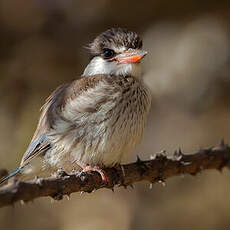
[21,74,111,166]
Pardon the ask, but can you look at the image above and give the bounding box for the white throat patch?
[82,56,141,79]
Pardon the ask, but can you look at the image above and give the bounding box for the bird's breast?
[46,77,151,169]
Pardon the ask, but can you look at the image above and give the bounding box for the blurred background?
[1,0,230,229]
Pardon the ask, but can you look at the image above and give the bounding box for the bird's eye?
[103,49,115,59]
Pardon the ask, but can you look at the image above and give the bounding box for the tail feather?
[0,167,21,185]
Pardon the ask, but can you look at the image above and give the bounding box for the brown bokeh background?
[1,0,230,229]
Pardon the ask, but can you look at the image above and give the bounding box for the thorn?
[178,148,183,155]
[158,179,166,187]
[160,150,167,156]
[150,150,167,160]
[35,177,43,186]
[20,200,25,205]
[173,150,182,161]
[66,194,71,200]
[149,183,153,189]
[220,139,225,147]
[136,155,142,163]
[150,154,156,160]
[129,184,134,189]
[120,165,126,177]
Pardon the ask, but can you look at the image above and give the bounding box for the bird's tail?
[0,167,21,185]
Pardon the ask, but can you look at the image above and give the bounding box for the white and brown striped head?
[83,28,147,79]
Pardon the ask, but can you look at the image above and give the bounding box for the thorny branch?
[0,140,230,208]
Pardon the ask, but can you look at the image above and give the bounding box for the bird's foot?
[73,160,109,183]
[82,165,109,183]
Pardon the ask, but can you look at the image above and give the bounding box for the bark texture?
[0,141,229,208]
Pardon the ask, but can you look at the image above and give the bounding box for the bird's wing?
[21,133,51,166]
[21,82,72,165]
[21,74,117,166]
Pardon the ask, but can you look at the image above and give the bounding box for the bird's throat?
[82,56,142,79]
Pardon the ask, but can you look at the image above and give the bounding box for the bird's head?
[83,28,147,79]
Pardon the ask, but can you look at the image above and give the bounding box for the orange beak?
[114,50,147,64]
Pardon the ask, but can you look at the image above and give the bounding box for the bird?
[0,28,152,184]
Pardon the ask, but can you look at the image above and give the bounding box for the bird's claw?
[82,165,109,183]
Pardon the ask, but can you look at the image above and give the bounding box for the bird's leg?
[73,160,109,183]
